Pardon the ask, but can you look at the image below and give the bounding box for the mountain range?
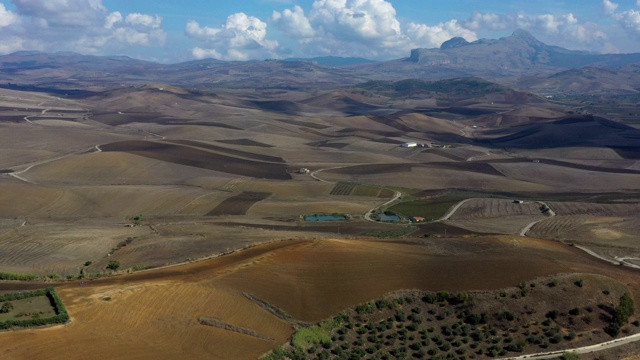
[1,30,639,95]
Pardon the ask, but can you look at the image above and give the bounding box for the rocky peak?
[440,37,470,50]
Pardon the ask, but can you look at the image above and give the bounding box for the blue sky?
[0,0,639,63]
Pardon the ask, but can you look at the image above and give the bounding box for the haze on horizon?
[0,0,639,63]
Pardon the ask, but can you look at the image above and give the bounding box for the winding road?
[310,166,402,223]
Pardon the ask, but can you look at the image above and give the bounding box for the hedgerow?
[0,288,69,330]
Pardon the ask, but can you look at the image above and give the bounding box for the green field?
[0,295,56,321]
[0,288,69,329]
[389,194,467,220]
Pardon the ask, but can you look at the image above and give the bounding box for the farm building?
[401,142,418,148]
[410,216,425,223]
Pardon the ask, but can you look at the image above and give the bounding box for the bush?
[0,302,13,313]
[574,279,584,288]
[560,352,580,360]
[569,307,581,316]
[107,260,121,271]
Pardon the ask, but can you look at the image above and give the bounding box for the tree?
[615,293,635,325]
[107,260,121,271]
[0,302,13,313]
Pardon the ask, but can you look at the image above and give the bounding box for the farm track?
[310,166,402,223]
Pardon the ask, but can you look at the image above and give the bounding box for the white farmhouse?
[401,142,418,148]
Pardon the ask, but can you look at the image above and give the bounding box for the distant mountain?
[282,56,376,67]
[1,31,640,93]
[360,30,640,81]
[513,63,640,95]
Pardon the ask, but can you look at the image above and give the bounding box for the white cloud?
[12,0,107,27]
[603,0,619,15]
[0,0,166,55]
[104,11,122,29]
[0,3,19,27]
[602,0,640,39]
[617,9,640,37]
[272,0,477,59]
[406,20,477,49]
[272,5,315,39]
[125,13,162,29]
[186,13,279,60]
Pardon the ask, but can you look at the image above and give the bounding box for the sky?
[0,0,639,63]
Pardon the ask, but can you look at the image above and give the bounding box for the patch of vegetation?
[329,182,357,196]
[263,275,636,360]
[107,260,121,271]
[388,193,467,220]
[0,288,69,330]
[0,272,39,281]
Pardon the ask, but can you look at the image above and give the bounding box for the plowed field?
[449,198,543,219]
[0,236,637,359]
[101,141,291,180]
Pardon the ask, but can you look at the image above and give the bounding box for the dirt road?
[501,332,640,359]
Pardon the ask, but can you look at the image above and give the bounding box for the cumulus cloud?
[271,5,315,39]
[461,11,612,52]
[603,0,619,15]
[0,3,19,27]
[602,0,640,39]
[0,0,166,55]
[406,20,477,48]
[271,0,476,59]
[12,0,106,27]
[186,13,279,60]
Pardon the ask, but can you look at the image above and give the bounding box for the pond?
[305,215,347,221]
[379,214,402,221]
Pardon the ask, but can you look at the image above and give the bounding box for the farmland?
[268,274,634,359]
[0,55,639,360]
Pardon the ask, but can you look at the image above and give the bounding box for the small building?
[401,142,418,148]
[298,168,310,174]
[410,216,425,223]
[513,200,523,204]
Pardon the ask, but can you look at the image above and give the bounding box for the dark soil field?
[167,139,284,163]
[207,192,272,216]
[217,139,274,148]
[101,140,291,180]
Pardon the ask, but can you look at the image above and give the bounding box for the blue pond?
[305,215,347,221]
[380,214,402,221]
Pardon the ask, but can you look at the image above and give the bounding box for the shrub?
[0,302,13,313]
[569,307,581,316]
[545,310,559,320]
[560,352,580,360]
[574,279,584,288]
[107,260,121,271]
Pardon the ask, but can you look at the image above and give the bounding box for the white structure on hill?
[401,142,418,148]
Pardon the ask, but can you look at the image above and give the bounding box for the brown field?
[101,140,291,180]
[1,78,640,359]
[207,192,271,216]
[0,236,638,359]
